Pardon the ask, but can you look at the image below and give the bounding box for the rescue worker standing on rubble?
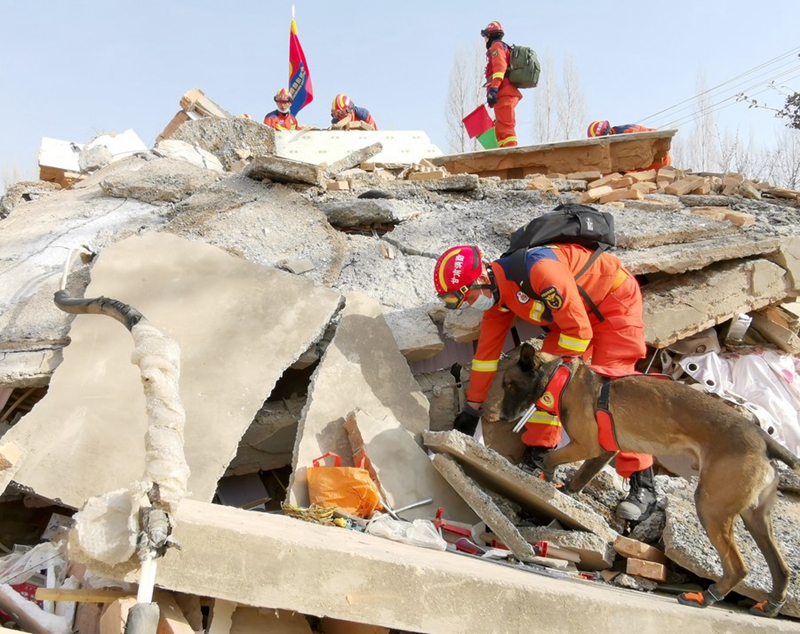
[482,21,522,148]
[263,89,304,131]
[433,243,658,522]
[587,120,672,170]
[330,94,378,130]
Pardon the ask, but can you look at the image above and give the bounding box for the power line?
[662,69,800,131]
[639,47,800,124]
[644,58,800,128]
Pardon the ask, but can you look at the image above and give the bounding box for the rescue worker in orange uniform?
[587,120,672,170]
[481,21,522,148]
[330,93,378,130]
[433,242,657,521]
[263,89,304,131]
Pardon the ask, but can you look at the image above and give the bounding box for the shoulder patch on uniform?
[541,286,563,310]
[491,50,499,58]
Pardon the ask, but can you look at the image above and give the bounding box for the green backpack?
[507,44,541,89]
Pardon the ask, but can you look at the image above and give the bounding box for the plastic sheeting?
[678,349,800,455]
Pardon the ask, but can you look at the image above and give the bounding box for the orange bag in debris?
[307,452,382,518]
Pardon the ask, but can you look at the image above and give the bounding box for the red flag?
[288,18,313,116]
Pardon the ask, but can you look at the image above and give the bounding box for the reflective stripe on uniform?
[558,333,590,352]
[491,72,505,81]
[498,135,518,146]
[471,358,500,373]
[529,300,545,321]
[526,411,562,427]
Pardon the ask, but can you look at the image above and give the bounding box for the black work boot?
[519,446,553,481]
[616,466,657,521]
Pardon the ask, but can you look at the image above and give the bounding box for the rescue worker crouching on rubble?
[263,89,305,131]
[481,21,522,148]
[330,93,378,130]
[433,244,658,522]
[587,120,672,171]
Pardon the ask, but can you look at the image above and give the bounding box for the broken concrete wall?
[3,232,341,507]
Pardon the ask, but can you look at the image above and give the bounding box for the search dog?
[500,343,800,617]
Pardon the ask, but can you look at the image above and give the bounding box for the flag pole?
[292,5,295,19]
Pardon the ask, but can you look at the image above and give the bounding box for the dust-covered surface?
[662,478,800,618]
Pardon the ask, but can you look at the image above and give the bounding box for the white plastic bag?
[365,514,447,551]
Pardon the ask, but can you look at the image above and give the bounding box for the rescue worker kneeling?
[433,243,657,521]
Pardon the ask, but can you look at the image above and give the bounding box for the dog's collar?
[535,362,573,417]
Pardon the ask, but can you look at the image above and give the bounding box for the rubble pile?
[1,88,800,633]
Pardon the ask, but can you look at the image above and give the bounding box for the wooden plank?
[35,588,134,604]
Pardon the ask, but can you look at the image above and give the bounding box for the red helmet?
[331,93,353,118]
[433,245,485,309]
[587,120,611,137]
[480,21,504,37]
[274,88,293,103]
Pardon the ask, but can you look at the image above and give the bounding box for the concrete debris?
[6,95,800,631]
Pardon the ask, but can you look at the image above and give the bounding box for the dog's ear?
[519,343,538,372]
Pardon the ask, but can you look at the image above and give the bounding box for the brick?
[327,180,350,191]
[579,185,613,203]
[587,173,622,189]
[690,179,712,195]
[609,176,635,190]
[665,177,705,196]
[628,169,657,182]
[614,535,667,564]
[567,171,603,181]
[657,168,677,184]
[626,558,667,582]
[598,188,644,204]
[724,210,757,227]
[407,170,446,181]
[691,206,729,222]
[631,182,658,194]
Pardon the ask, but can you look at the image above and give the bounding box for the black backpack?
[502,203,616,321]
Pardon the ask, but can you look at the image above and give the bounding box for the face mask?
[469,292,496,311]
[277,104,291,114]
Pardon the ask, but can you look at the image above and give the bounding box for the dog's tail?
[763,430,800,475]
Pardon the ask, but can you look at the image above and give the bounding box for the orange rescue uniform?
[466,244,651,477]
[485,41,522,148]
[263,110,303,131]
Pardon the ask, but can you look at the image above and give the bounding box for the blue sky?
[1,1,798,193]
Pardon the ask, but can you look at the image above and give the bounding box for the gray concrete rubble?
[384,307,444,360]
[516,525,616,570]
[71,499,800,634]
[430,453,539,562]
[288,292,430,508]
[245,155,328,187]
[325,141,383,175]
[662,478,800,618]
[153,138,225,173]
[3,232,341,507]
[99,155,222,203]
[345,409,477,524]
[319,198,424,227]
[423,431,617,542]
[169,117,276,169]
[0,180,60,218]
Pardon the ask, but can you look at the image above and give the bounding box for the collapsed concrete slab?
[346,409,477,524]
[153,139,225,173]
[516,525,615,571]
[0,180,61,219]
[99,156,221,203]
[325,142,383,175]
[430,130,676,180]
[423,431,617,542]
[383,307,443,361]
[72,500,798,634]
[288,292,430,508]
[170,117,276,170]
[431,453,538,561]
[318,199,423,227]
[245,156,327,187]
[3,232,341,506]
[662,479,800,618]
[643,258,795,347]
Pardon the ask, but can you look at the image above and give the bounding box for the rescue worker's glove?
[487,87,498,107]
[453,403,481,436]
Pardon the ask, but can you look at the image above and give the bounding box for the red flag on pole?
[288,12,313,116]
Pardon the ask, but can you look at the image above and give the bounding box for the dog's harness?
[525,363,670,453]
